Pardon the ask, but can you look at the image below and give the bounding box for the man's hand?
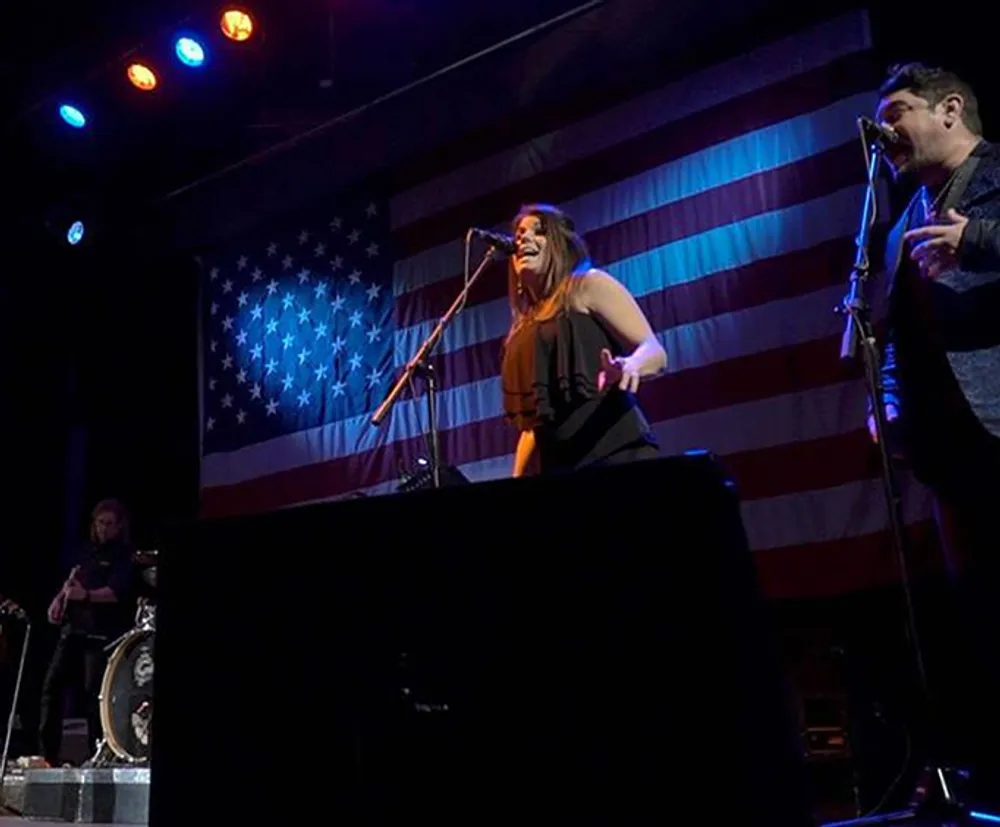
[903,208,969,279]
[47,595,64,625]
[867,403,899,443]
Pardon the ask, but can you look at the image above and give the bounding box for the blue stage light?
[59,104,87,128]
[175,37,206,67]
[67,221,85,246]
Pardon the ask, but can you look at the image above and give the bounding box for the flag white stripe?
[660,283,859,374]
[651,381,866,456]
[742,475,933,550]
[388,9,872,230]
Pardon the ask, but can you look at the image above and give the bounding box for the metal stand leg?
[0,621,30,816]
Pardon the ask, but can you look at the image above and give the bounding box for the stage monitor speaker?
[150,454,814,826]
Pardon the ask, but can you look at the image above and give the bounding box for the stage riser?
[2,768,149,824]
[153,455,816,826]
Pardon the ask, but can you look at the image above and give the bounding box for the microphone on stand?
[857,115,900,150]
[371,224,510,485]
[469,228,516,255]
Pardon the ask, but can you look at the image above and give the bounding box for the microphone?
[469,227,516,255]
[858,115,900,149]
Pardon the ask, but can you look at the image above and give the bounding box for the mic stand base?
[829,766,975,825]
[413,361,441,489]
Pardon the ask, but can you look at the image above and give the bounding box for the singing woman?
[500,204,667,476]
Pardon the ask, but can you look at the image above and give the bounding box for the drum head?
[99,629,154,762]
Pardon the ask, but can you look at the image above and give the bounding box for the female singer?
[500,204,667,476]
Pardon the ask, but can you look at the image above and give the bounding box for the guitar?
[48,565,82,625]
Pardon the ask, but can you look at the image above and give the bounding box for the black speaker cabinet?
[150,454,814,825]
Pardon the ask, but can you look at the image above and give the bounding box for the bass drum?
[98,628,154,763]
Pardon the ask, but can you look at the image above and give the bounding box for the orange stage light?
[127,63,158,91]
[220,9,254,42]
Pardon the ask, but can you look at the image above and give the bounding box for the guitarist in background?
[38,499,135,766]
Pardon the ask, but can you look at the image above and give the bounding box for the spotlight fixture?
[220,8,254,42]
[67,221,86,246]
[127,63,158,91]
[58,104,87,128]
[175,36,206,67]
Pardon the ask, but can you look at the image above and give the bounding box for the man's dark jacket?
[876,140,1000,487]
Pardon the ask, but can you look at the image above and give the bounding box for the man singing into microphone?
[869,62,1000,792]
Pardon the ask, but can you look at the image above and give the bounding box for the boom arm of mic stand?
[839,140,882,361]
[370,245,502,484]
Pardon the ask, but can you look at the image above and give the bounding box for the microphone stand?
[0,605,30,817]
[835,125,969,823]
[371,232,505,489]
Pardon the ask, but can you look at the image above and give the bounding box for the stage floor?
[1,820,134,827]
[2,768,991,827]
[0,815,976,827]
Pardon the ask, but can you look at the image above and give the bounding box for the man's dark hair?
[879,62,982,135]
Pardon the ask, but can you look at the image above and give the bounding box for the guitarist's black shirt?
[62,539,134,638]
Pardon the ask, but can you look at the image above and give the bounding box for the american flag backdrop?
[198,9,938,598]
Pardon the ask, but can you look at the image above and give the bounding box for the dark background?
[0,0,994,797]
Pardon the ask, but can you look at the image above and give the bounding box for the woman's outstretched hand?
[597,348,640,393]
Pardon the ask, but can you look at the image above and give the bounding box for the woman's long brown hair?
[506,204,591,341]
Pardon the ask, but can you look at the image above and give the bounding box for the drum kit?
[89,549,158,767]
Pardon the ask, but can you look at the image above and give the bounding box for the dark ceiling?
[10,0,990,242]
[4,0,616,209]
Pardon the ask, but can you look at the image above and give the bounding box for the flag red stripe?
[642,335,859,422]
[391,49,876,257]
[723,428,878,501]
[754,520,942,600]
